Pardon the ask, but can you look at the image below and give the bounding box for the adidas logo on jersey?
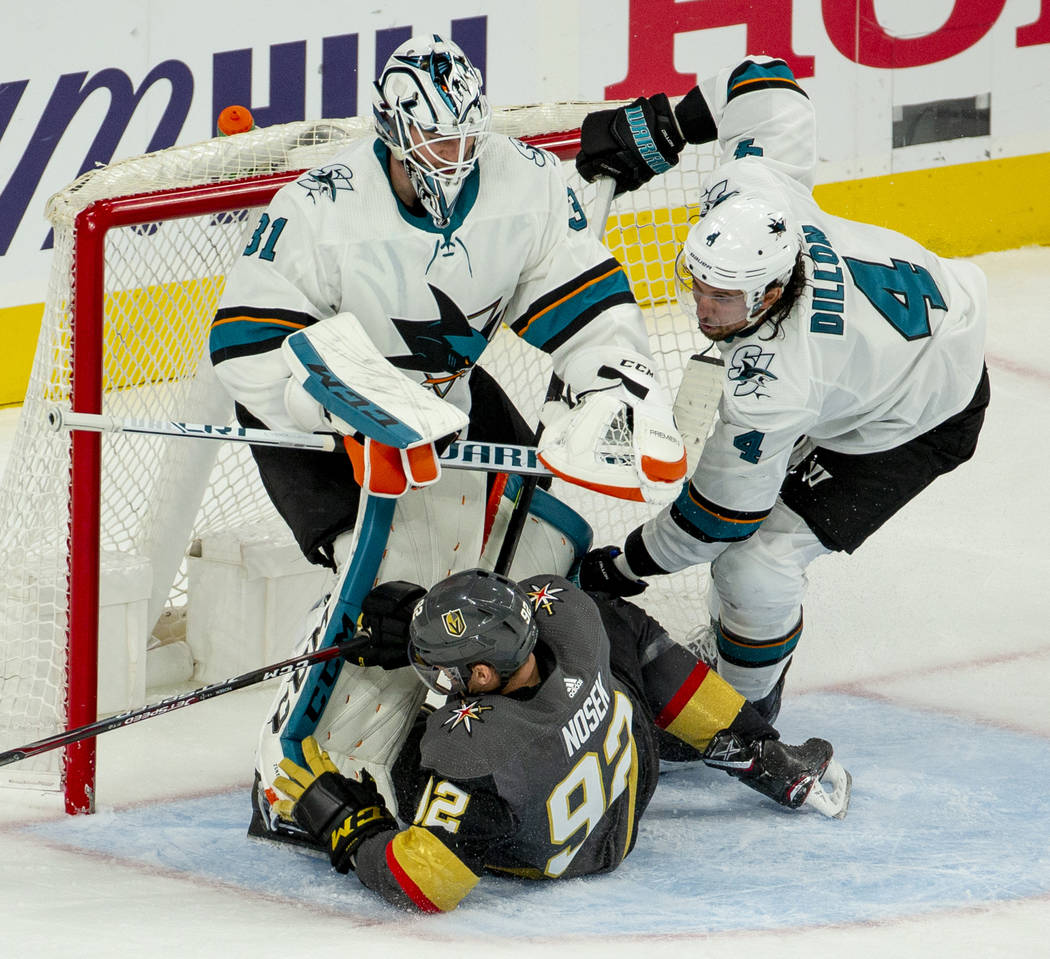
[560,674,611,757]
[564,676,583,698]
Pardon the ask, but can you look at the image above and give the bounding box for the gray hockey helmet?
[408,569,537,696]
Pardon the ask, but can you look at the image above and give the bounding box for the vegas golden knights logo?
[442,609,466,637]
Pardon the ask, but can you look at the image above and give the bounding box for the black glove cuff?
[622,526,670,578]
[674,86,718,144]
[575,546,647,597]
[329,810,398,874]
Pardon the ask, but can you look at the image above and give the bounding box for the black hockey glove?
[576,94,685,195]
[342,580,426,669]
[572,546,648,597]
[273,736,398,873]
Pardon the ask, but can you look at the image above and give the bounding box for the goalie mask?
[373,35,491,227]
[674,191,800,326]
[408,569,537,696]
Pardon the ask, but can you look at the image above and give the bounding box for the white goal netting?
[0,104,715,805]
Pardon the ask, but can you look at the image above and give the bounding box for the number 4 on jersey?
[844,256,946,341]
[733,429,765,464]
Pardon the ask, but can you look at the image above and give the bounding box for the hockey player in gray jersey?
[573,56,989,722]
[267,570,850,913]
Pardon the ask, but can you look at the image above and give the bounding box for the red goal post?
[0,106,714,813]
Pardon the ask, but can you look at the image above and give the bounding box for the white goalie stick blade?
[803,758,852,819]
[673,351,723,476]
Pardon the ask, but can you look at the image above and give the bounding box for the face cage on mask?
[392,107,488,225]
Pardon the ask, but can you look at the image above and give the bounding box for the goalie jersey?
[637,57,988,571]
[209,134,650,434]
[351,575,659,913]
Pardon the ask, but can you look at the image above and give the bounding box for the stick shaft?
[0,641,355,767]
[47,407,550,476]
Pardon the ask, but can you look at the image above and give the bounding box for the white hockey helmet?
[373,35,491,226]
[674,191,800,317]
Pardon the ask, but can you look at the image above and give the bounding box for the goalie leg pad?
[479,480,593,579]
[254,470,489,816]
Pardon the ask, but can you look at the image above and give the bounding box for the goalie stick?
[46,407,551,477]
[0,635,367,768]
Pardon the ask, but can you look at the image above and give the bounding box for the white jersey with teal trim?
[210,134,649,434]
[636,56,987,572]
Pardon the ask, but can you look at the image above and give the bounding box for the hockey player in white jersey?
[212,34,685,560]
[208,35,686,842]
[573,56,989,722]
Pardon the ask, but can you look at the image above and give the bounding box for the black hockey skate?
[702,729,851,818]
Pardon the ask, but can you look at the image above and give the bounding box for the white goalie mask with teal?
[373,35,491,227]
[674,191,800,321]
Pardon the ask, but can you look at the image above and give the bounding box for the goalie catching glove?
[272,736,398,873]
[539,347,687,505]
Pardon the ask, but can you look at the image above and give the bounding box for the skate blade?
[803,758,852,819]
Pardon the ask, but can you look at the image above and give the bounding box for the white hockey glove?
[281,311,468,448]
[539,348,687,505]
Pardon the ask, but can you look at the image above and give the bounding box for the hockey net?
[0,105,715,812]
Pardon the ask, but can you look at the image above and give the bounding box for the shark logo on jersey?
[390,286,504,397]
[296,164,354,202]
[699,178,739,217]
[443,699,492,735]
[728,344,777,397]
[527,582,564,615]
[511,138,553,167]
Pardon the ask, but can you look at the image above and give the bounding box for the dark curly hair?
[756,251,809,341]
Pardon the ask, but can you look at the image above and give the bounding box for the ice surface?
[2,247,1049,958]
